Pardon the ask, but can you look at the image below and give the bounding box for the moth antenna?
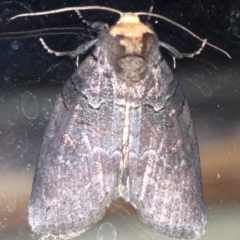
[10,6,123,20]
[137,12,231,58]
[0,27,88,40]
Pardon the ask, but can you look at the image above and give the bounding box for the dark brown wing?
[128,60,207,239]
[28,55,123,238]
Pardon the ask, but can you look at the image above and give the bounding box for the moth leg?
[159,39,207,68]
[75,10,109,32]
[146,0,154,22]
[39,37,98,58]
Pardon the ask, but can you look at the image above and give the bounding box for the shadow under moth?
[10,5,230,240]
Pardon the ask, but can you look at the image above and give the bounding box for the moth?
[10,6,229,240]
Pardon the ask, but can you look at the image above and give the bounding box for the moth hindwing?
[28,12,206,239]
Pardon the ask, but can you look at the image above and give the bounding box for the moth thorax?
[107,13,159,82]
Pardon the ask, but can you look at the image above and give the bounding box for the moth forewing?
[27,11,206,239]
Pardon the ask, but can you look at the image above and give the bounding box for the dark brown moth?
[10,6,230,239]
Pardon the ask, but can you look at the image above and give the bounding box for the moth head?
[107,13,159,83]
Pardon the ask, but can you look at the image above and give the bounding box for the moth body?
[28,12,206,240]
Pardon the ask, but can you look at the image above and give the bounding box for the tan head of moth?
[109,13,154,55]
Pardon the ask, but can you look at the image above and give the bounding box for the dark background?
[0,0,239,239]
